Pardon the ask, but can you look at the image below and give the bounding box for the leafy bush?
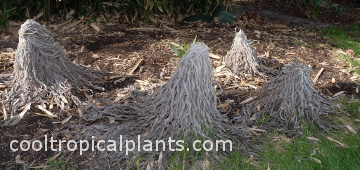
[0,0,233,30]
[288,0,351,17]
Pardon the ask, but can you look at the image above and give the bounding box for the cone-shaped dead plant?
[1,19,104,117]
[235,63,337,130]
[73,42,249,168]
[224,29,274,77]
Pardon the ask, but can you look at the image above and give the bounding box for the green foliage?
[182,10,237,24]
[0,1,18,29]
[288,0,350,18]
[170,36,197,58]
[0,0,233,30]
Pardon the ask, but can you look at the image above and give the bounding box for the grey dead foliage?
[234,63,337,130]
[72,42,249,168]
[1,19,104,116]
[224,29,275,77]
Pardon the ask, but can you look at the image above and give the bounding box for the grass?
[256,123,360,170]
[164,98,360,170]
[324,25,360,55]
[323,25,360,74]
[22,153,75,170]
[216,99,360,170]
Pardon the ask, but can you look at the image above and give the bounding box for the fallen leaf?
[108,117,115,124]
[310,157,322,164]
[49,152,61,162]
[77,108,83,118]
[143,131,150,137]
[332,91,346,98]
[209,53,221,59]
[15,154,24,164]
[90,23,102,33]
[346,125,357,134]
[61,115,72,125]
[326,136,347,148]
[59,95,68,104]
[346,49,354,57]
[307,136,321,142]
[36,105,58,118]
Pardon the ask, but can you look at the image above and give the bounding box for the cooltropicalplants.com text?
[9,135,233,155]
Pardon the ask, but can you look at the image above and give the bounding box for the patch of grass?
[324,25,360,55]
[44,153,75,170]
[323,25,360,74]
[254,124,360,169]
[339,54,360,75]
[216,100,360,170]
[342,100,360,115]
[253,99,360,170]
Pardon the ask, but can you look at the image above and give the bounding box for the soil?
[0,0,359,169]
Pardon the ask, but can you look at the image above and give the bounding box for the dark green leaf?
[182,14,214,23]
[215,10,237,24]
[170,45,183,58]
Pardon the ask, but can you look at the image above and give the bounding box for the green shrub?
[0,0,233,30]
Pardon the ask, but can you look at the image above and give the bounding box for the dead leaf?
[326,136,347,148]
[249,114,257,121]
[77,107,83,118]
[307,136,321,142]
[92,54,101,59]
[49,152,61,162]
[310,157,322,164]
[108,117,115,124]
[332,91,346,98]
[61,115,73,125]
[61,20,82,32]
[346,49,354,57]
[240,97,256,104]
[15,155,24,164]
[39,128,49,132]
[128,27,162,32]
[36,105,58,118]
[157,151,163,168]
[90,23,102,33]
[2,104,7,120]
[346,125,357,134]
[250,127,266,132]
[59,95,68,104]
[30,165,50,169]
[143,131,150,137]
[257,105,261,111]
[209,53,221,59]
